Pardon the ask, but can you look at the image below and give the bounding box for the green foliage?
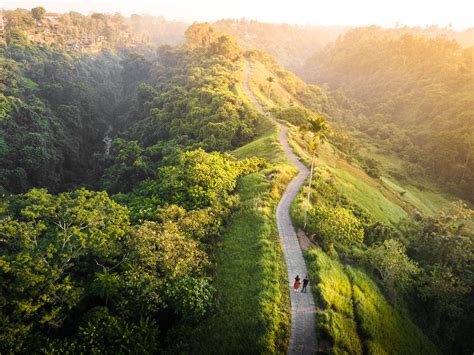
[273,105,317,127]
[402,202,474,352]
[365,239,420,293]
[185,23,242,61]
[122,42,262,157]
[191,132,292,353]
[307,204,365,245]
[115,149,250,226]
[233,125,285,163]
[44,308,161,354]
[165,276,215,322]
[305,248,362,354]
[101,138,151,193]
[0,188,130,352]
[347,267,438,355]
[31,7,46,22]
[0,42,142,193]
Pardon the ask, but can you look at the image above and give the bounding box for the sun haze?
[3,0,473,29]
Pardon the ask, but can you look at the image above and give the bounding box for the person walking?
[293,275,301,292]
[302,275,309,293]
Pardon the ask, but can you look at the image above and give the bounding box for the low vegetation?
[306,248,438,354]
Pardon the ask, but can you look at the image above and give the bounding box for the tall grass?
[305,248,439,355]
[233,126,285,164]
[305,248,363,355]
[346,267,439,355]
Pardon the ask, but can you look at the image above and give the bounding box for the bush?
[307,204,364,245]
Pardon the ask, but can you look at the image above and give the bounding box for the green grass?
[191,118,295,353]
[305,248,363,355]
[304,247,439,355]
[192,171,290,353]
[362,146,459,216]
[233,125,285,164]
[329,166,408,224]
[346,267,439,355]
[380,177,453,216]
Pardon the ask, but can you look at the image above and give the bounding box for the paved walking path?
[243,60,317,354]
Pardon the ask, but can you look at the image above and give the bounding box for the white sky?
[2,0,473,30]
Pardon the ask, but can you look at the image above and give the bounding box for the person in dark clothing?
[302,275,309,293]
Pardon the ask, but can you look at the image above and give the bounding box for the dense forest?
[0,12,269,352]
[301,26,474,202]
[1,7,473,355]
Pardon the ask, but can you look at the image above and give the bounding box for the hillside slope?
[244,48,472,354]
[301,27,474,203]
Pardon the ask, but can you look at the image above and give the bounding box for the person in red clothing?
[293,275,301,292]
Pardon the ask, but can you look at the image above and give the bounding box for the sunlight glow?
[3,0,473,29]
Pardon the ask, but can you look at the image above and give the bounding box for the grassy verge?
[305,248,362,354]
[233,125,285,163]
[304,247,438,355]
[191,126,295,353]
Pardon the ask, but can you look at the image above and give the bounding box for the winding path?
[243,60,317,354]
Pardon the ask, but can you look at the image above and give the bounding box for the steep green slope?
[245,49,457,222]
[305,248,438,354]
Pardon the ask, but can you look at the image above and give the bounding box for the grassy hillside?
[288,129,458,226]
[305,248,439,355]
[245,50,457,224]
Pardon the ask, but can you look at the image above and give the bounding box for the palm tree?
[303,115,328,230]
[266,76,274,96]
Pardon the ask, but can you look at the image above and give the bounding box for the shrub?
[307,204,364,245]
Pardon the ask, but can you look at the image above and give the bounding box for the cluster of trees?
[99,24,263,193]
[0,149,263,352]
[1,19,255,195]
[0,28,142,193]
[302,27,474,202]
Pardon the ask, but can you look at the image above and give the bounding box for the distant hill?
[301,26,474,202]
[214,19,348,71]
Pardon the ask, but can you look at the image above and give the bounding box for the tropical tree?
[266,76,274,96]
[366,239,420,293]
[31,7,46,22]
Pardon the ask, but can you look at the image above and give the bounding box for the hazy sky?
[2,0,473,29]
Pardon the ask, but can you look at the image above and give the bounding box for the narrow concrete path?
[243,60,317,354]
